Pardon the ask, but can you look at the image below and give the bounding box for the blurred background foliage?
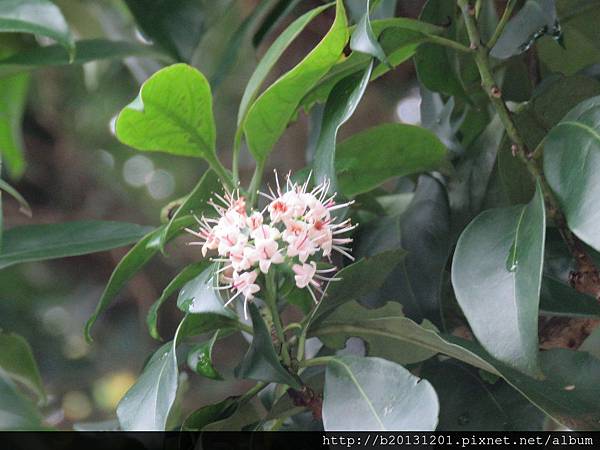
[0,0,426,427]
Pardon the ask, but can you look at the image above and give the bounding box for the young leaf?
[314,61,372,192]
[243,0,348,163]
[187,331,223,380]
[177,264,236,319]
[451,182,546,378]
[0,332,45,403]
[544,95,600,252]
[0,221,152,270]
[235,303,301,389]
[147,261,210,340]
[0,73,29,178]
[335,123,449,197]
[159,169,221,252]
[349,0,388,64]
[0,373,43,431]
[115,64,216,159]
[124,0,206,62]
[116,342,178,431]
[323,355,439,431]
[0,0,74,58]
[0,39,169,77]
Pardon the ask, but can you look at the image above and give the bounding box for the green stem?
[248,159,265,207]
[425,35,473,54]
[298,356,333,368]
[283,322,302,333]
[232,129,243,185]
[206,153,235,190]
[266,270,292,367]
[487,0,517,50]
[239,381,267,405]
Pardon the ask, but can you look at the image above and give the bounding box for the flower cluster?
[186,172,356,317]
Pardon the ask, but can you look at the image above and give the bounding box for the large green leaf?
[0,220,152,270]
[0,0,74,57]
[0,39,169,77]
[451,182,546,378]
[85,217,189,341]
[115,64,217,159]
[544,95,600,251]
[0,373,43,431]
[349,0,387,64]
[335,123,449,197]
[0,72,29,178]
[243,0,348,162]
[541,275,600,318]
[116,341,178,431]
[146,261,209,340]
[177,264,236,319]
[181,397,238,431]
[314,61,372,192]
[322,355,439,431]
[124,0,206,62]
[159,169,221,252]
[187,331,222,380]
[0,333,44,403]
[235,303,301,388]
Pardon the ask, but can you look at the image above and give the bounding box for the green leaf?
[202,401,260,431]
[116,341,178,431]
[491,0,559,60]
[235,303,301,388]
[0,332,45,402]
[181,397,238,431]
[159,169,221,252]
[349,0,388,64]
[323,355,439,431]
[541,276,600,318]
[414,0,464,97]
[0,73,29,178]
[252,0,303,47]
[177,264,236,319]
[0,372,43,431]
[85,217,189,341]
[187,331,222,380]
[238,3,332,126]
[309,249,406,326]
[544,95,600,252]
[243,0,348,162]
[451,182,546,378]
[124,0,206,62]
[0,178,30,216]
[335,123,449,197]
[310,302,499,375]
[147,261,209,340]
[421,359,545,431]
[0,220,152,270]
[115,64,217,159]
[0,39,169,77]
[314,61,372,192]
[0,0,74,58]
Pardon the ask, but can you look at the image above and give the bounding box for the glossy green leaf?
[310,302,499,374]
[0,72,29,178]
[491,0,559,60]
[187,331,222,380]
[314,61,372,192]
[252,0,303,47]
[540,276,600,318]
[202,401,260,431]
[323,355,439,431]
[159,169,221,252]
[181,397,238,431]
[414,0,464,97]
[85,217,189,341]
[0,0,74,57]
[452,182,546,378]
[115,64,216,159]
[116,341,178,431]
[0,373,43,431]
[335,123,449,197]
[124,0,206,62]
[235,303,301,388]
[238,3,332,126]
[243,0,348,162]
[177,264,236,319]
[0,220,152,270]
[0,178,30,216]
[544,95,600,252]
[0,39,169,77]
[147,261,209,340]
[349,0,387,64]
[0,332,44,402]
